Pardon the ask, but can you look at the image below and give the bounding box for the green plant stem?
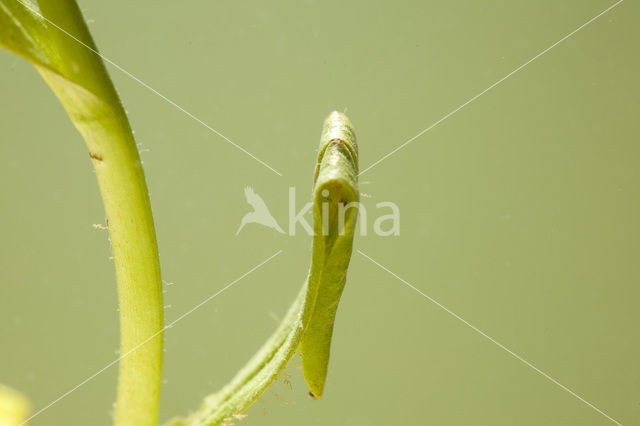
[41,65,165,426]
[168,112,359,426]
[0,1,164,425]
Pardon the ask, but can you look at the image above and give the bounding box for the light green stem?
[0,1,163,425]
[168,112,359,426]
[40,67,165,426]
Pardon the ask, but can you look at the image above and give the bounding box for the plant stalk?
[34,10,164,426]
[0,1,165,424]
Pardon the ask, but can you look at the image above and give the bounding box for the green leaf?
[171,111,359,426]
[0,1,51,67]
[300,111,359,398]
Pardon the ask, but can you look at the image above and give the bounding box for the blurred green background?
[1,0,638,425]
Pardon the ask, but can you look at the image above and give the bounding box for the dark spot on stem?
[89,152,103,161]
[308,391,317,399]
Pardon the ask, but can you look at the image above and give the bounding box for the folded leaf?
[172,111,359,425]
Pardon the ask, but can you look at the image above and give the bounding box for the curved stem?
[0,1,164,425]
[41,78,164,425]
